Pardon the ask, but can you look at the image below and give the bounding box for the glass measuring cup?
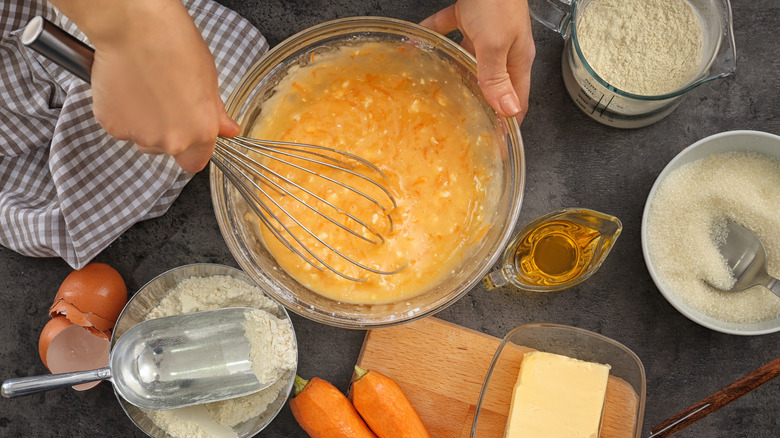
[483,208,622,292]
[529,0,736,128]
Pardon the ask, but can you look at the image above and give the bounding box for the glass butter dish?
[470,323,646,438]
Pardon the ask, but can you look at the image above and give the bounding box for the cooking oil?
[514,219,603,286]
[483,208,622,292]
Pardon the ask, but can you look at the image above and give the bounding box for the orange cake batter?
[247,40,501,304]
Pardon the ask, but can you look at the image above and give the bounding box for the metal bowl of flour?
[112,264,297,437]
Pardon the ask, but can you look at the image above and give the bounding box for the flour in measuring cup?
[576,0,703,96]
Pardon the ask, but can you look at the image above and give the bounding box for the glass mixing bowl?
[210,17,525,328]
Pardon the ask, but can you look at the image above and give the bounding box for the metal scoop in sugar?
[1,307,274,410]
[708,219,780,297]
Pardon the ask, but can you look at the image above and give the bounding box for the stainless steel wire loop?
[212,137,405,282]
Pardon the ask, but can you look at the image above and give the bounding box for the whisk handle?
[21,16,95,84]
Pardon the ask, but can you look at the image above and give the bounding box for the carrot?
[289,375,377,438]
[350,366,431,438]
[292,81,307,93]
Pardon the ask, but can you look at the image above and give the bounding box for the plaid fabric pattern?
[0,0,269,268]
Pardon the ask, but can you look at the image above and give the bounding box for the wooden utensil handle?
[649,357,780,438]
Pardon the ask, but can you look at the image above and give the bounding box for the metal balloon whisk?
[212,136,402,281]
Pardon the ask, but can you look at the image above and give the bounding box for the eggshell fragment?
[36,263,126,390]
[45,324,110,391]
[50,263,127,332]
[38,315,72,369]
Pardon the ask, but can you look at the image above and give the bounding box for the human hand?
[421,0,535,122]
[48,0,239,173]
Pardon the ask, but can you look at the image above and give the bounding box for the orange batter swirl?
[248,41,500,304]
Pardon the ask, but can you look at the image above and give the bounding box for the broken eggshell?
[49,263,128,331]
[37,263,127,390]
[38,315,71,369]
[45,324,112,390]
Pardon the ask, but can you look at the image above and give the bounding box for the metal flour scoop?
[1,307,271,410]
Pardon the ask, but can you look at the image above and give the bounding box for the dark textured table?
[2,1,779,437]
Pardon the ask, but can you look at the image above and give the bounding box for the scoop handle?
[767,276,780,298]
[1,367,111,398]
[21,15,94,83]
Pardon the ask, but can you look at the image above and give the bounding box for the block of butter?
[505,351,610,438]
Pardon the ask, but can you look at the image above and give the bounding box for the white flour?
[143,275,297,438]
[576,0,703,95]
[244,309,297,385]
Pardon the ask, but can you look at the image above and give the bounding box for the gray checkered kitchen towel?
[0,0,268,269]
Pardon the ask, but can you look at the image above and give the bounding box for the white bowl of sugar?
[641,130,780,335]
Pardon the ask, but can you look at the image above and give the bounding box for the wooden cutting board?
[355,317,639,438]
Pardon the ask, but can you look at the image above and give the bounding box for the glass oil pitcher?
[483,208,622,292]
[528,0,736,128]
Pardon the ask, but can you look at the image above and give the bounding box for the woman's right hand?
[48,0,239,173]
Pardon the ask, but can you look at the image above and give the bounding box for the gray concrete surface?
[2,0,779,437]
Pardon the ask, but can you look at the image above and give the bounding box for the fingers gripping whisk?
[17,16,405,283]
[212,137,405,282]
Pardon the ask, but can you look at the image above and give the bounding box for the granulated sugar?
[143,275,296,438]
[576,0,703,95]
[646,152,780,324]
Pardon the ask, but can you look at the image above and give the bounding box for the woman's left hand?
[421,0,535,122]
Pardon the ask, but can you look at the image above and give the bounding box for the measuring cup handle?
[528,0,574,37]
[1,367,112,398]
